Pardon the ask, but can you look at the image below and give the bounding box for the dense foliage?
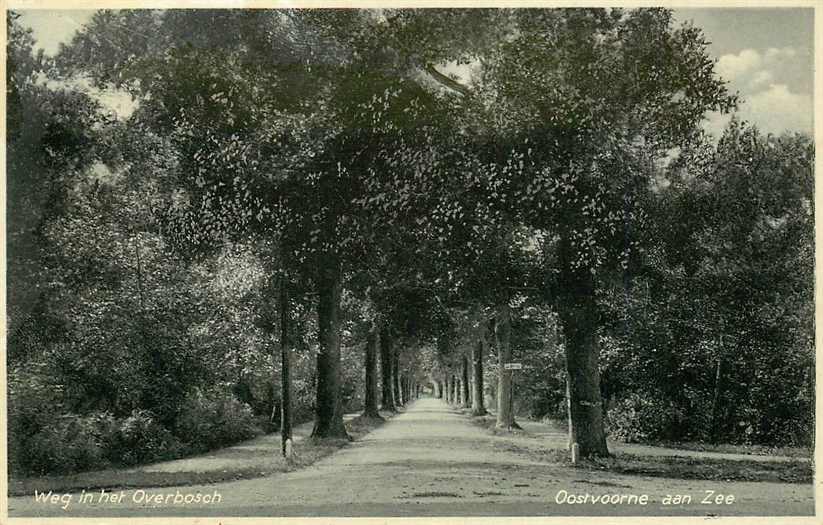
[7,8,814,475]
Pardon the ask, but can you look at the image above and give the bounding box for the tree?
[465,8,736,456]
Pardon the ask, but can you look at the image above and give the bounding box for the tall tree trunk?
[311,263,350,439]
[461,354,470,408]
[280,280,293,456]
[453,374,459,405]
[379,324,396,412]
[468,359,475,406]
[557,238,608,457]
[393,348,403,406]
[565,371,577,450]
[710,358,723,443]
[495,305,517,428]
[362,326,382,419]
[471,335,487,416]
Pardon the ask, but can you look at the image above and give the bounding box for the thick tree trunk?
[468,360,475,406]
[710,359,723,443]
[379,324,396,412]
[557,248,609,457]
[311,263,350,439]
[471,336,487,416]
[279,280,293,456]
[495,305,517,428]
[362,326,382,419]
[453,374,459,405]
[461,355,470,408]
[566,371,577,450]
[393,348,403,406]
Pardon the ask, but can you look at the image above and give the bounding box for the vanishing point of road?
[10,397,813,517]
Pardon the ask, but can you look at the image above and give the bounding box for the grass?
[9,411,393,497]
[582,452,812,484]
[652,440,811,459]
[468,411,812,484]
[468,413,529,436]
[499,442,812,484]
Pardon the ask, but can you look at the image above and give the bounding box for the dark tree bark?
[710,359,724,443]
[557,238,608,457]
[392,347,403,406]
[279,280,293,456]
[461,354,470,408]
[379,324,396,412]
[565,371,577,449]
[362,326,382,419]
[311,263,350,439]
[495,305,518,428]
[471,335,487,416]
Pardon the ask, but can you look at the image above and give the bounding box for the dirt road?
[9,397,814,517]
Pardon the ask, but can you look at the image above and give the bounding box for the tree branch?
[423,63,472,97]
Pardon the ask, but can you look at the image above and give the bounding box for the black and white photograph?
[4,3,818,519]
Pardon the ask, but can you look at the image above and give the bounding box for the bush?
[606,392,685,443]
[106,409,182,466]
[21,414,113,475]
[7,365,113,475]
[175,388,262,452]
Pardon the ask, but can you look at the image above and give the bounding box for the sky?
[16,8,816,136]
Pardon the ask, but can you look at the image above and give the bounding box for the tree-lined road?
[10,398,813,517]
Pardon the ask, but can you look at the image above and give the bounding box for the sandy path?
[9,397,814,517]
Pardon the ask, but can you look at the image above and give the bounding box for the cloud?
[716,49,762,81]
[710,46,811,135]
[702,83,812,137]
[744,83,812,134]
[749,70,774,89]
[715,47,801,87]
[764,47,797,61]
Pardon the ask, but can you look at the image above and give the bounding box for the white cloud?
[749,70,774,89]
[745,83,812,134]
[710,45,810,136]
[702,83,812,138]
[716,49,762,81]
[702,110,733,139]
[716,47,800,86]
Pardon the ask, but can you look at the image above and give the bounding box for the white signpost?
[503,363,523,370]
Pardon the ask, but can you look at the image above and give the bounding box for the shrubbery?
[8,372,263,476]
[176,387,262,453]
[605,393,687,443]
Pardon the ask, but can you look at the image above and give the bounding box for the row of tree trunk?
[280,259,608,459]
[278,265,421,455]
[435,308,516,429]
